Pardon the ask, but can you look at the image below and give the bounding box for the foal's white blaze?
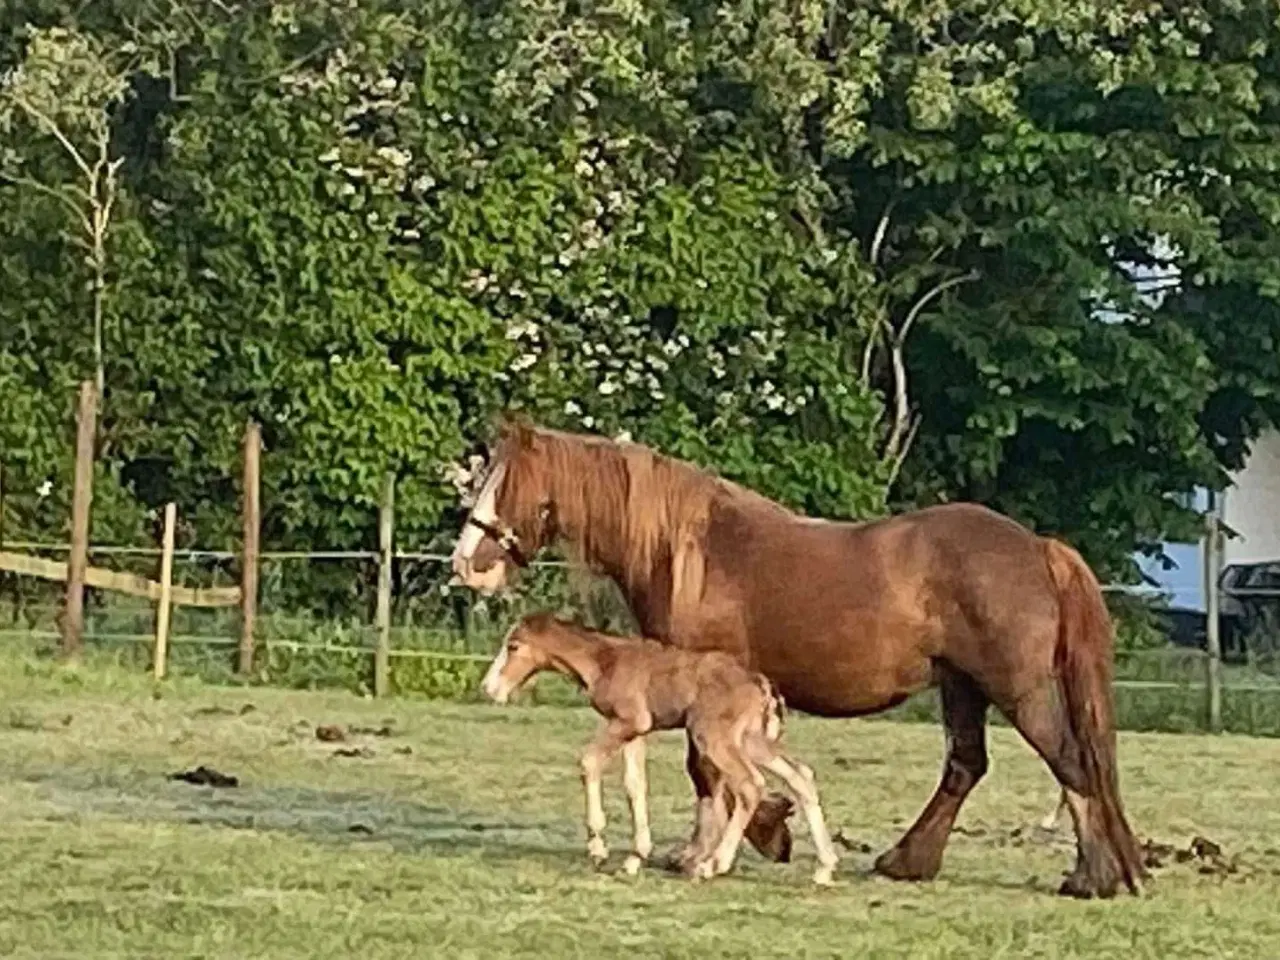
[450,462,507,590]
[480,644,512,703]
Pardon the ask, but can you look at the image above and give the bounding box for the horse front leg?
[875,667,989,882]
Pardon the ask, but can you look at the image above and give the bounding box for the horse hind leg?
[1007,683,1136,899]
[874,665,990,883]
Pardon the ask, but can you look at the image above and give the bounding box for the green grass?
[4,656,1280,959]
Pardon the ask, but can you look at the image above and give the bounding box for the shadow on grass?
[7,768,1123,897]
[15,767,583,865]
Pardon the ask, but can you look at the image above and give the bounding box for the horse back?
[695,499,1061,715]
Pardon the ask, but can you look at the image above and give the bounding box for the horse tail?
[1043,537,1146,894]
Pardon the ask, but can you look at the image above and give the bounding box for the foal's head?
[479,613,567,704]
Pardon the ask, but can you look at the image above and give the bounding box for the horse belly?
[769,657,934,717]
[752,621,936,719]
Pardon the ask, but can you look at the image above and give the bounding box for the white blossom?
[505,320,540,340]
[510,353,539,372]
[375,145,411,168]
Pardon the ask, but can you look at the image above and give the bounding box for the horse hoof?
[622,854,644,877]
[1057,871,1119,900]
[813,864,837,887]
[873,847,936,882]
[1058,874,1095,900]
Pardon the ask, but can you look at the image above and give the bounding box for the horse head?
[450,416,557,593]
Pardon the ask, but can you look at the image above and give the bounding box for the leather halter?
[466,515,529,568]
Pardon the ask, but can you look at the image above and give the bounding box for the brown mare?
[480,613,840,884]
[450,419,1146,898]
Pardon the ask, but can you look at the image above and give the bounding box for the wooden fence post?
[62,380,98,659]
[1203,495,1224,733]
[374,472,395,698]
[153,502,177,680]
[238,421,261,676]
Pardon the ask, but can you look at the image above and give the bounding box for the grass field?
[5,658,1280,959]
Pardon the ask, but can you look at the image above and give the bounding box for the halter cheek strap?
[466,515,529,568]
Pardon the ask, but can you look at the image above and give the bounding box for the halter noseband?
[466,515,529,568]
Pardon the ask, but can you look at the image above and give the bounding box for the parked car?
[1160,559,1280,664]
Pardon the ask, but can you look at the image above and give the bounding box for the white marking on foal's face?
[480,644,513,703]
[450,462,510,592]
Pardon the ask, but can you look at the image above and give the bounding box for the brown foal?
[480,613,840,884]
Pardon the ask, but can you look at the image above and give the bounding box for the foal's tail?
[1043,538,1146,894]
[756,675,786,742]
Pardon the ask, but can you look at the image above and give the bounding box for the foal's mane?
[495,419,790,632]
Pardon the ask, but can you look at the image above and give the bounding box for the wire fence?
[3,540,1280,733]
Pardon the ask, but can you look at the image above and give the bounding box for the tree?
[0,26,140,398]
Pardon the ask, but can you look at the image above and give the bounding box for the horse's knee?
[946,729,989,779]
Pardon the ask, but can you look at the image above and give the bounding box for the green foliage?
[9,0,1280,607]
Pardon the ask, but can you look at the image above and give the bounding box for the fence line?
[0,541,570,566]
[2,541,1172,584]
[0,388,1244,726]
[2,627,1276,691]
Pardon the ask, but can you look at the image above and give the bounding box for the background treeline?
[4,0,1280,600]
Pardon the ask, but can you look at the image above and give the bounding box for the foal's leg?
[580,722,632,866]
[746,736,839,885]
[666,735,728,872]
[875,666,990,882]
[669,736,792,872]
[621,738,653,875]
[691,747,764,880]
[1040,789,1068,831]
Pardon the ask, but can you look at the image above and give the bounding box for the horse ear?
[495,410,536,449]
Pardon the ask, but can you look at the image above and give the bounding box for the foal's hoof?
[660,846,701,876]
[689,859,715,882]
[812,864,837,887]
[587,837,609,868]
[622,854,645,877]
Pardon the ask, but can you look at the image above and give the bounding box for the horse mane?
[496,419,791,634]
